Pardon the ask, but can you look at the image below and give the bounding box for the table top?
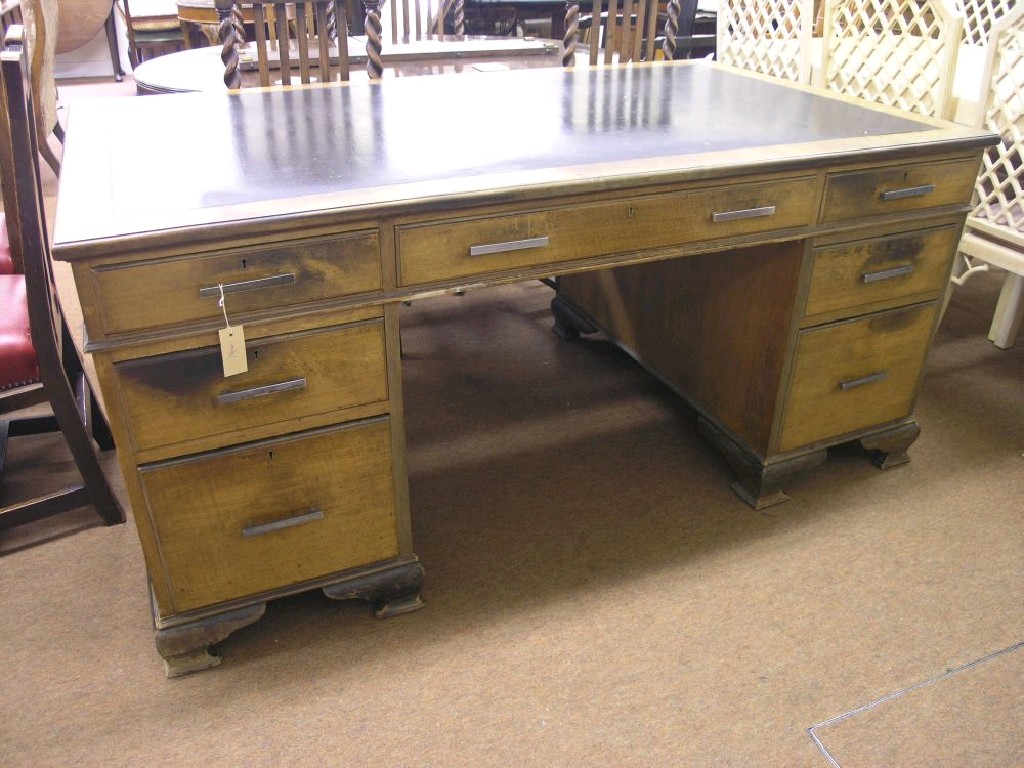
[54,61,992,259]
[133,36,562,93]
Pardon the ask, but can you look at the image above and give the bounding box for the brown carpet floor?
[0,78,1021,768]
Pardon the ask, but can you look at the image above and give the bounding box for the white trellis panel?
[821,0,963,119]
[717,0,815,83]
[961,0,1016,44]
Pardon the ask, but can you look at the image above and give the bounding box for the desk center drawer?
[397,176,817,286]
[114,319,388,456]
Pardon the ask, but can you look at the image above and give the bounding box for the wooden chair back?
[216,0,353,88]
[716,0,814,83]
[561,0,690,66]
[0,1,23,272]
[1,0,59,177]
[0,25,124,528]
[820,0,962,119]
[376,0,456,42]
[120,0,186,68]
[362,0,464,78]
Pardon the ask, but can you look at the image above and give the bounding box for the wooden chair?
[363,0,464,78]
[0,25,125,531]
[819,0,963,119]
[949,3,1024,348]
[716,0,815,83]
[119,0,186,68]
[561,0,690,66]
[1,0,60,176]
[216,0,354,88]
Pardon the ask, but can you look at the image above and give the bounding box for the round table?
[133,36,564,93]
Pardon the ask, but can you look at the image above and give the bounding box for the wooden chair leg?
[41,370,124,526]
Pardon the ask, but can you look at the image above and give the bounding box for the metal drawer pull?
[862,264,914,283]
[711,205,776,223]
[199,273,296,298]
[839,371,889,391]
[242,508,324,538]
[881,184,935,202]
[217,377,306,404]
[469,236,549,256]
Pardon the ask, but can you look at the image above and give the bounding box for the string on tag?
[218,283,231,329]
[216,283,248,377]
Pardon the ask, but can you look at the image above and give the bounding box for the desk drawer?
[90,231,381,335]
[820,157,978,223]
[804,224,960,322]
[779,303,936,452]
[139,419,399,613]
[115,319,387,455]
[397,176,817,286]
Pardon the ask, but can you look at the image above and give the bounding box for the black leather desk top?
[54,61,991,253]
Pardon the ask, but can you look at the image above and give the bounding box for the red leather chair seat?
[0,213,13,275]
[0,273,38,389]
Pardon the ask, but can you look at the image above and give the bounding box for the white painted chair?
[716,0,815,82]
[819,0,963,119]
[951,3,1024,348]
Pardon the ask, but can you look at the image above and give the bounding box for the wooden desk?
[132,36,562,93]
[52,62,993,676]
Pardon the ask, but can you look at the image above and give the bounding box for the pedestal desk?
[52,62,993,675]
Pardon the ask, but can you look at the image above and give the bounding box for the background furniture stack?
[119,0,185,67]
[951,3,1024,348]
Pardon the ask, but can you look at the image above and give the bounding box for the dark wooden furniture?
[51,62,992,674]
[121,0,186,67]
[465,0,573,39]
[2,0,62,175]
[0,26,124,531]
[177,0,254,46]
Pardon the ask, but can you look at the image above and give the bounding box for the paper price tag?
[219,324,248,377]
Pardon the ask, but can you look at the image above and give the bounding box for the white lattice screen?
[716,0,814,82]
[821,0,962,118]
[971,7,1024,236]
[961,0,1017,44]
